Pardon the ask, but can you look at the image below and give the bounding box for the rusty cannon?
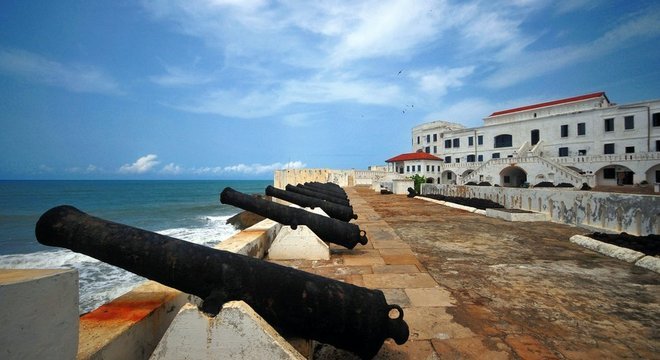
[265,185,357,222]
[35,205,409,359]
[299,183,349,202]
[221,187,367,248]
[285,184,351,207]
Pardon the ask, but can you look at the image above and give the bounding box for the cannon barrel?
[221,187,366,248]
[265,185,357,222]
[298,184,349,202]
[285,184,351,207]
[35,206,409,359]
[303,182,348,199]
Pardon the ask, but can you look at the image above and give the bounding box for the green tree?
[410,174,426,194]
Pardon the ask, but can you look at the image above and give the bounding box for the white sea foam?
[0,214,239,314]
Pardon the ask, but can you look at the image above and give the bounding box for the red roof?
[488,92,607,117]
[386,152,443,163]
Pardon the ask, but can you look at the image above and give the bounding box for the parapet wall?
[274,169,401,189]
[421,184,659,236]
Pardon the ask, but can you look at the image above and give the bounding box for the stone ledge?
[635,256,660,273]
[414,196,480,213]
[569,235,658,274]
[485,208,549,222]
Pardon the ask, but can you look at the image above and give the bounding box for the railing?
[551,152,660,165]
[517,141,531,155]
[529,140,545,157]
[533,156,584,185]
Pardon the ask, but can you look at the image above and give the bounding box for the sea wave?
[0,215,239,314]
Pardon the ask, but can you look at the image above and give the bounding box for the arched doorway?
[441,170,456,185]
[596,164,634,186]
[500,166,527,187]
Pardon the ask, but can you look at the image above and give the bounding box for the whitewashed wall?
[422,184,659,236]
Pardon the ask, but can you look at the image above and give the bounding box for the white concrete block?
[569,235,645,263]
[635,256,660,274]
[268,225,330,260]
[0,269,79,360]
[486,208,549,222]
[150,302,305,360]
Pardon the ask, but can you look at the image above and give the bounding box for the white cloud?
[0,48,122,95]
[161,162,183,174]
[119,154,160,174]
[175,75,404,118]
[423,98,497,127]
[411,66,475,96]
[149,65,215,87]
[223,161,306,174]
[482,9,660,88]
[66,164,101,174]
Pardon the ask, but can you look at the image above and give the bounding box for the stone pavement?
[272,186,659,359]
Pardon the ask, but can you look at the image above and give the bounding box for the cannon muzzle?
[35,205,408,359]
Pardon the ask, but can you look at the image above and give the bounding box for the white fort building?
[385,92,660,188]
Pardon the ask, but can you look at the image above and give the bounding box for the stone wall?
[422,184,659,236]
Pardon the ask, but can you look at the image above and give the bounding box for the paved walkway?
[274,186,659,359]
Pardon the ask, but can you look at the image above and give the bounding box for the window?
[492,153,500,159]
[653,113,660,127]
[577,123,586,136]
[417,165,421,172]
[431,165,435,172]
[531,129,539,145]
[433,134,438,142]
[625,146,635,154]
[425,146,430,153]
[494,134,512,148]
[447,173,452,180]
[468,136,474,146]
[417,136,420,144]
[604,143,615,154]
[603,168,615,179]
[406,166,410,172]
[467,154,475,162]
[656,170,660,183]
[578,149,587,156]
[426,165,430,171]
[503,176,510,184]
[561,124,568,137]
[426,134,431,143]
[453,138,460,148]
[477,135,483,145]
[433,146,437,153]
[624,115,634,130]
[604,118,614,132]
[477,155,483,162]
[445,139,452,148]
[444,156,451,163]
[558,147,569,157]
[455,158,460,163]
[656,140,660,152]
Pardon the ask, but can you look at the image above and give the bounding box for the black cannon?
[221,187,366,248]
[299,183,349,202]
[304,182,348,200]
[265,185,357,222]
[35,206,409,359]
[285,184,351,207]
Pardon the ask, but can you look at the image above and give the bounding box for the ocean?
[0,180,271,313]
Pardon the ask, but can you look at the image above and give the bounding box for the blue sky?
[1,0,659,179]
